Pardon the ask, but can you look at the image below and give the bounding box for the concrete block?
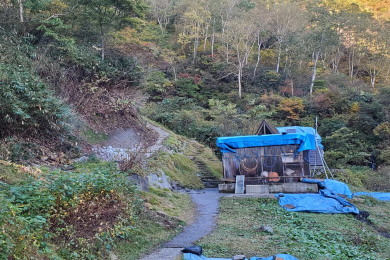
[246,185,269,194]
[219,183,235,193]
[269,184,284,193]
[282,182,318,193]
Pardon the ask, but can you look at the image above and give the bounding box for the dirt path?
[144,121,170,158]
[139,188,225,260]
[92,121,170,161]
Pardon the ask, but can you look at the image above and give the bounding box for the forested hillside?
[1,0,389,168]
[0,0,390,258]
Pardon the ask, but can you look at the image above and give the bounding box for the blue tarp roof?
[216,133,316,154]
[276,126,323,149]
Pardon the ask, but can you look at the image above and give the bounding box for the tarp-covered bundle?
[276,179,359,214]
[276,192,359,214]
[353,192,390,201]
[303,179,353,198]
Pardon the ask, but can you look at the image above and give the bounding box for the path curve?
[91,121,170,161]
[139,188,225,260]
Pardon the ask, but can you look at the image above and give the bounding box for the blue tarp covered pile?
[276,179,359,214]
[277,178,390,213]
[353,192,390,201]
[183,253,299,260]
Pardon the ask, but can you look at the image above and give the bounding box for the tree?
[303,3,339,94]
[146,0,177,34]
[209,0,240,62]
[252,4,271,78]
[360,26,390,89]
[75,0,147,61]
[176,0,210,63]
[268,1,305,73]
[225,8,261,98]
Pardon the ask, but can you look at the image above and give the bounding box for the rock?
[39,155,49,161]
[147,171,173,190]
[259,225,274,234]
[232,255,246,260]
[128,174,149,191]
[72,156,89,163]
[61,165,75,171]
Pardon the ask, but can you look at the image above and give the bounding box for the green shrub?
[378,148,390,165]
[0,61,71,138]
[175,76,200,99]
[143,71,172,98]
[362,166,390,191]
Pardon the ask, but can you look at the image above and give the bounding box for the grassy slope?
[198,197,390,260]
[145,119,223,188]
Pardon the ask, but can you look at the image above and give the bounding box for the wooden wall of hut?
[222,145,310,184]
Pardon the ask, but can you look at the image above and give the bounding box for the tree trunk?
[276,40,282,73]
[193,36,198,63]
[157,17,164,34]
[100,26,105,61]
[236,48,244,99]
[18,0,24,23]
[203,24,208,51]
[238,68,242,98]
[310,51,320,95]
[211,28,215,58]
[253,35,262,78]
[348,48,354,79]
[226,42,229,62]
[171,64,177,81]
[370,67,377,89]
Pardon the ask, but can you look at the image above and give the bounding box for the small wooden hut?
[216,125,317,185]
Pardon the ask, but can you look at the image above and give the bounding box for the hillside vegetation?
[0,0,389,259]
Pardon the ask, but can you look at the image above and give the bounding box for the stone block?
[219,183,235,193]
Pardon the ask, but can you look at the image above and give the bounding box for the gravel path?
[139,188,225,260]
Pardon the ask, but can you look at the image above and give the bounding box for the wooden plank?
[220,178,236,182]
